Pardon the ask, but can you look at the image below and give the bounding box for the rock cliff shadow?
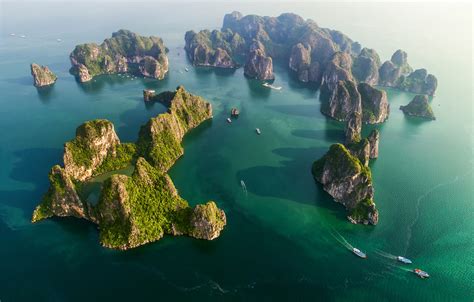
[236,146,328,206]
[291,129,344,142]
[267,104,321,118]
[36,85,56,103]
[117,100,169,142]
[1,148,62,216]
[245,79,272,100]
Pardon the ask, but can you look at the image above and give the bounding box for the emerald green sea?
[0,2,472,301]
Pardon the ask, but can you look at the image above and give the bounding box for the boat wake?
[329,229,354,251]
[405,167,473,254]
[240,180,248,196]
[375,249,397,260]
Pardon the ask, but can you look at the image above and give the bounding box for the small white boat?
[184,67,189,72]
[226,118,232,123]
[9,33,15,36]
[397,256,412,264]
[413,268,430,279]
[255,128,261,135]
[262,82,282,90]
[19,35,26,38]
[352,248,367,259]
[57,38,62,42]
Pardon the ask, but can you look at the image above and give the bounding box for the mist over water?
[0,1,472,301]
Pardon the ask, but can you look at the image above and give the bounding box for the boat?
[9,33,15,36]
[255,128,261,135]
[184,67,189,72]
[226,118,232,123]
[230,108,240,117]
[262,82,282,90]
[19,35,26,38]
[352,248,367,259]
[397,256,412,264]
[413,268,430,279]
[57,38,62,42]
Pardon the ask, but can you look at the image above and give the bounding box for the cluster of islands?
[30,12,438,249]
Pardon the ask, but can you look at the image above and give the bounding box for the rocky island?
[32,86,226,249]
[312,110,380,225]
[70,29,169,83]
[30,63,57,87]
[400,94,436,120]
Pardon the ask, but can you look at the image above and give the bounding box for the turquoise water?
[0,2,472,301]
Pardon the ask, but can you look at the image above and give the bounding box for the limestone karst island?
[1,2,472,301]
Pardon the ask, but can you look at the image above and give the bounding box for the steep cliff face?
[30,63,57,87]
[288,43,322,84]
[244,41,274,80]
[400,94,436,120]
[344,111,362,144]
[32,87,226,249]
[367,129,380,159]
[63,119,120,182]
[358,83,390,124]
[320,52,361,121]
[32,165,97,223]
[70,29,169,82]
[184,29,243,68]
[352,48,380,85]
[312,144,378,225]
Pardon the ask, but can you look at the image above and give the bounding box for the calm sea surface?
[0,2,472,301]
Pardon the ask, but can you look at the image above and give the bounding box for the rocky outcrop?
[352,48,380,85]
[400,94,436,120]
[367,129,380,159]
[32,165,97,223]
[244,41,274,80]
[189,201,227,240]
[399,69,438,96]
[143,89,156,101]
[312,144,378,225]
[137,86,213,171]
[320,52,362,121]
[63,119,120,182]
[32,86,226,249]
[358,83,390,124]
[184,29,243,68]
[288,43,322,84]
[70,29,169,82]
[345,111,362,144]
[30,63,57,87]
[378,50,437,95]
[379,49,412,87]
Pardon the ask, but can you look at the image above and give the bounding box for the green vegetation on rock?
[31,86,225,249]
[70,29,169,82]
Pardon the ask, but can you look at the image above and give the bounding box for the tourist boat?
[9,33,15,36]
[255,128,261,135]
[57,38,62,42]
[413,268,430,279]
[352,248,367,259]
[230,108,240,117]
[397,256,412,264]
[226,118,232,123]
[184,67,189,72]
[262,82,282,90]
[19,35,26,38]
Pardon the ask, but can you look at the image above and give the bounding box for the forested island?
[32,86,226,249]
[70,29,169,83]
